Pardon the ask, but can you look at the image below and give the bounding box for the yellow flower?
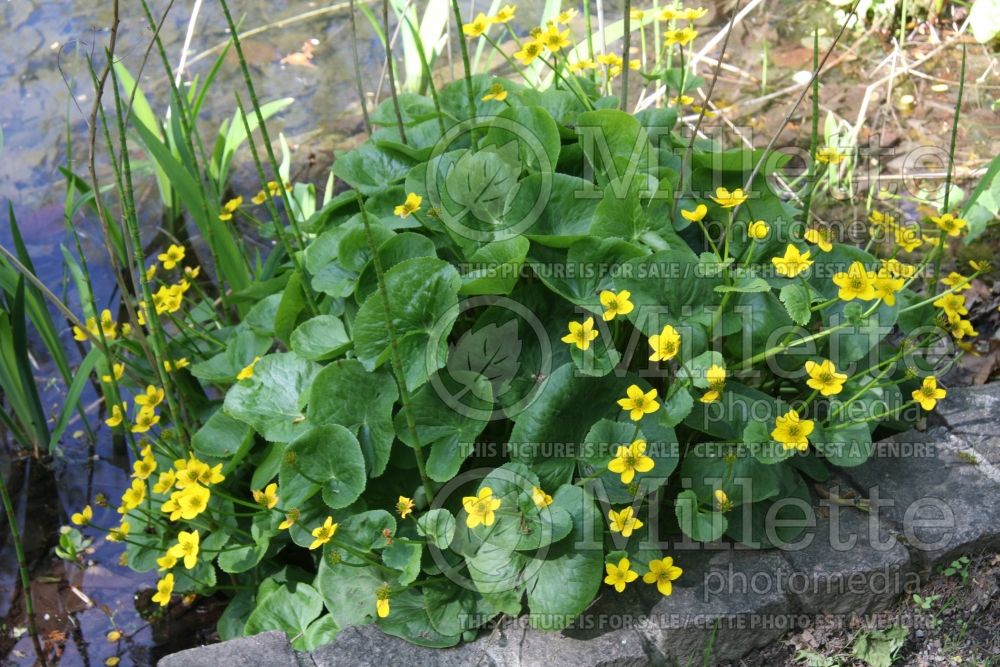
[309,516,338,550]
[105,402,127,428]
[252,483,279,509]
[106,630,123,642]
[700,364,726,403]
[561,317,600,351]
[462,13,490,38]
[711,187,747,209]
[71,505,93,526]
[145,264,157,281]
[135,385,165,408]
[680,203,707,223]
[969,260,990,273]
[514,40,545,65]
[771,244,813,278]
[868,210,895,227]
[251,190,267,205]
[912,376,946,411]
[218,196,242,221]
[156,552,177,571]
[747,220,769,240]
[568,58,596,73]
[933,293,968,318]
[157,245,186,270]
[175,456,209,489]
[108,521,131,542]
[199,462,225,487]
[396,495,415,518]
[714,489,733,512]
[164,358,190,372]
[669,94,695,106]
[872,270,904,306]
[279,509,300,530]
[642,556,683,595]
[134,457,158,486]
[680,7,708,20]
[237,355,261,381]
[184,265,201,280]
[930,213,967,237]
[481,83,508,102]
[599,290,634,321]
[131,406,160,434]
[815,146,845,164]
[604,557,639,592]
[804,227,833,252]
[462,487,502,528]
[163,484,210,521]
[120,478,146,512]
[947,314,977,340]
[540,25,571,51]
[940,272,970,290]
[393,192,422,218]
[531,487,553,508]
[491,4,516,23]
[805,359,847,396]
[648,324,681,362]
[608,439,655,484]
[630,8,646,20]
[168,529,200,569]
[664,26,698,46]
[106,657,121,666]
[151,573,174,607]
[894,226,922,252]
[153,470,176,494]
[832,261,875,301]
[617,384,659,421]
[608,507,643,538]
[771,409,814,451]
[101,362,125,383]
[660,7,681,21]
[882,258,915,278]
[376,587,391,618]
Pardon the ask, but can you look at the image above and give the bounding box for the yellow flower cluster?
[73,309,131,343]
[159,454,224,521]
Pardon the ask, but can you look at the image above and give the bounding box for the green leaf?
[289,315,351,361]
[715,276,772,293]
[218,538,270,574]
[459,236,530,296]
[191,330,271,382]
[526,484,604,630]
[851,625,909,667]
[333,142,412,195]
[675,489,727,542]
[509,363,633,489]
[192,410,252,460]
[279,424,366,509]
[416,509,456,548]
[355,232,438,303]
[244,582,326,650]
[274,270,307,345]
[316,559,384,628]
[393,371,493,482]
[660,387,694,427]
[424,583,495,636]
[299,615,340,651]
[309,360,398,477]
[353,256,461,392]
[382,540,422,585]
[444,145,521,226]
[575,109,651,184]
[224,352,320,443]
[482,105,561,172]
[779,283,813,327]
[509,173,600,248]
[811,421,873,467]
[376,589,462,648]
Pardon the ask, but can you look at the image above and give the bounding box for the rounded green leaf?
[279,424,366,509]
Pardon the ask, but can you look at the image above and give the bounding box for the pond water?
[0,0,994,664]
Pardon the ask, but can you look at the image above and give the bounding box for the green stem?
[449,0,478,146]
[355,193,435,504]
[382,0,408,144]
[0,474,47,666]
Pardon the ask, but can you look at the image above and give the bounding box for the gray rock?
[303,624,495,666]
[637,548,793,665]
[158,630,299,667]
[845,424,1000,573]
[932,384,1000,470]
[778,501,914,614]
